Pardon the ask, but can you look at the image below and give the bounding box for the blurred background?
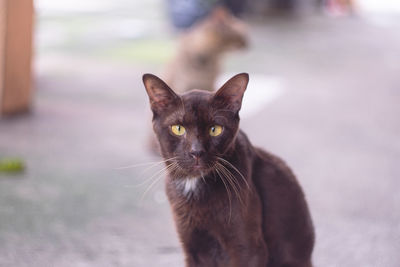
[0,0,399,266]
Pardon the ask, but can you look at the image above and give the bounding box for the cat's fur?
[163,7,247,94]
[143,73,314,267]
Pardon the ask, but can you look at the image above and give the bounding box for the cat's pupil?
[211,127,215,132]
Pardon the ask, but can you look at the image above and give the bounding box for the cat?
[163,6,247,94]
[142,73,315,267]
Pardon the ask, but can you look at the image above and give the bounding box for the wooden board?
[0,0,34,116]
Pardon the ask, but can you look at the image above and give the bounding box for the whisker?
[125,159,175,188]
[217,157,250,190]
[114,161,161,170]
[200,172,206,184]
[217,162,244,206]
[115,156,178,171]
[138,157,178,174]
[122,157,179,188]
[217,162,241,191]
[140,162,178,203]
[214,167,232,223]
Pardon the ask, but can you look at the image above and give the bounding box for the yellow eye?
[209,125,223,137]
[171,125,186,136]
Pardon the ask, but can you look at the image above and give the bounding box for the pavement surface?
[1,1,400,266]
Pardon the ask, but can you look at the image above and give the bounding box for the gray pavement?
[1,3,400,267]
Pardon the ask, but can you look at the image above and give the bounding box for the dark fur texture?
[143,73,314,267]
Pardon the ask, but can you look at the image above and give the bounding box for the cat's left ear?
[142,74,180,115]
[212,73,249,113]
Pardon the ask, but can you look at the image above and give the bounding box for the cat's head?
[143,73,248,178]
[189,7,248,53]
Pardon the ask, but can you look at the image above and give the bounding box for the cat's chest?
[167,177,230,225]
[174,177,201,197]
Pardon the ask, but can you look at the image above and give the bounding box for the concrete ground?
[1,1,400,266]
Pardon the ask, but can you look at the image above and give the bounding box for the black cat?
[143,73,314,267]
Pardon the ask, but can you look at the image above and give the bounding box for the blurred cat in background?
[163,6,248,93]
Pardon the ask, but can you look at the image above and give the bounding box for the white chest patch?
[176,177,199,197]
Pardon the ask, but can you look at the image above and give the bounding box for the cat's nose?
[190,142,205,159]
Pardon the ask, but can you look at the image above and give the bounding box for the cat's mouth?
[190,162,210,174]
[176,158,214,177]
[192,157,203,168]
[192,163,205,172]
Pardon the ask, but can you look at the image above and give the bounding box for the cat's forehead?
[181,90,213,109]
[164,90,213,124]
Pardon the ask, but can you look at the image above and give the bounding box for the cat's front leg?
[180,229,220,267]
[218,232,268,267]
[219,205,268,266]
[184,253,217,267]
[229,242,268,267]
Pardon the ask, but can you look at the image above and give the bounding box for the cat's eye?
[171,125,186,136]
[209,125,223,137]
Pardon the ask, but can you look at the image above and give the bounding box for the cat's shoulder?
[253,147,286,168]
[252,146,299,183]
[235,130,295,177]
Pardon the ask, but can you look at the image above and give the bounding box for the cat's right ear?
[142,74,180,115]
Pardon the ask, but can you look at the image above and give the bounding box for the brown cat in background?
[143,73,315,267]
[163,7,248,93]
